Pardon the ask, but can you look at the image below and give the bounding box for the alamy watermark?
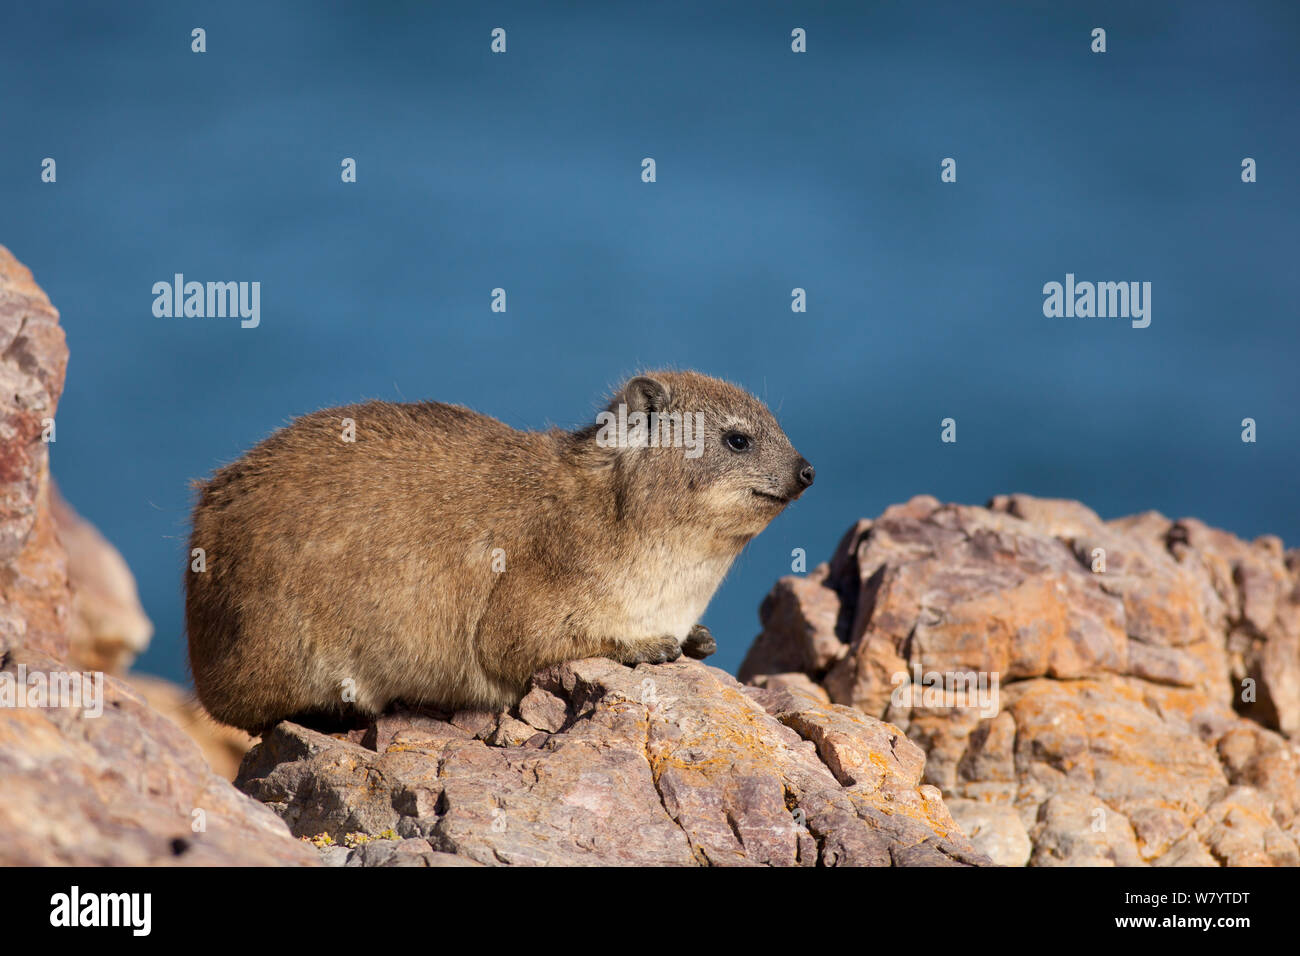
[595,402,704,458]
[890,666,1000,719]
[0,664,104,717]
[1042,273,1151,328]
[152,273,260,328]
[50,886,150,936]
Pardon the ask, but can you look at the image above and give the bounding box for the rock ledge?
[237,657,990,867]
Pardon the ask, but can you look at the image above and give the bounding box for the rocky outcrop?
[741,494,1300,866]
[50,481,153,674]
[237,657,989,866]
[0,246,71,662]
[0,646,320,865]
[0,245,316,865]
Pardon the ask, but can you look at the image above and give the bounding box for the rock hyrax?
[186,370,814,733]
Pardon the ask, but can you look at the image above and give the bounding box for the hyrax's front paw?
[622,636,683,666]
[681,624,717,660]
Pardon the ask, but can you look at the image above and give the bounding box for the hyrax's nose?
[796,458,815,488]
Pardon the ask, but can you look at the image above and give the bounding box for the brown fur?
[185,371,812,733]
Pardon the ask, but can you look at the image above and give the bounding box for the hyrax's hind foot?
[620,636,683,665]
[681,624,717,660]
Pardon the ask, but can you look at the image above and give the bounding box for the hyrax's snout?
[785,456,815,499]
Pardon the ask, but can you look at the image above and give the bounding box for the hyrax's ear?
[618,375,671,415]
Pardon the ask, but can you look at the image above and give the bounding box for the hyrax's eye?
[723,431,752,453]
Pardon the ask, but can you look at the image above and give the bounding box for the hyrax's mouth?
[751,489,793,506]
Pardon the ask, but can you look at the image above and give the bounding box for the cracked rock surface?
[236,657,990,866]
[741,494,1300,867]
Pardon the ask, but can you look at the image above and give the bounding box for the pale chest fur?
[600,537,738,642]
